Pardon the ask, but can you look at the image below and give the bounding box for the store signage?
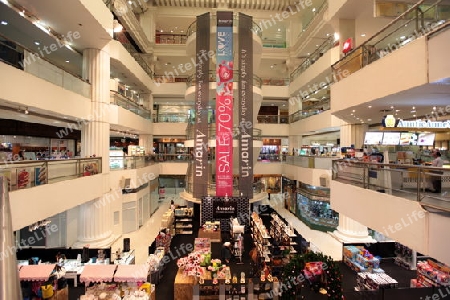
[193,13,210,198]
[382,114,450,128]
[216,11,234,197]
[342,38,353,54]
[213,199,238,218]
[238,13,254,198]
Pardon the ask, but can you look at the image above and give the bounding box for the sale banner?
[216,11,234,197]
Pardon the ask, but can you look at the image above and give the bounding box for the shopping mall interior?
[1,0,450,299]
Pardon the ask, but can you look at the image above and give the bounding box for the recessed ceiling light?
[326,33,329,37]
[390,106,394,109]
[277,28,281,32]
[413,114,416,117]
[351,113,353,116]
[412,106,415,109]
[312,8,316,12]
[316,45,319,47]
[368,105,372,108]
[283,104,286,107]
[180,30,184,33]
[34,41,40,46]
[400,36,406,40]
[361,33,366,37]
[170,30,173,33]
[395,109,400,112]
[368,119,372,121]
[433,106,436,110]
[128,0,132,4]
[411,110,416,113]
[1,21,8,25]
[307,53,310,55]
[19,10,25,17]
[352,109,355,112]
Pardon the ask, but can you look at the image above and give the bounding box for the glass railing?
[285,155,336,170]
[186,123,262,140]
[289,99,330,123]
[155,34,188,44]
[0,33,91,98]
[185,180,263,197]
[153,75,188,84]
[113,32,154,79]
[332,159,450,210]
[290,36,336,82]
[299,0,328,38]
[153,113,189,123]
[155,154,191,162]
[110,155,156,170]
[110,91,152,119]
[331,0,449,81]
[0,157,102,191]
[257,115,289,124]
[262,39,287,48]
[186,13,262,38]
[186,70,262,88]
[261,78,290,86]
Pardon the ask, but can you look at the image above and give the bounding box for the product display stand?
[174,207,194,235]
[394,242,417,270]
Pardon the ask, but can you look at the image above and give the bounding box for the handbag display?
[41,283,54,299]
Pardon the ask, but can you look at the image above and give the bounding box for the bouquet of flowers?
[177,252,203,277]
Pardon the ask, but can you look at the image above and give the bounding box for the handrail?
[0,33,87,83]
[290,36,336,82]
[332,159,450,209]
[186,70,262,88]
[110,91,151,119]
[110,155,156,170]
[297,0,328,39]
[331,0,447,80]
[0,157,102,191]
[153,112,190,123]
[289,98,330,123]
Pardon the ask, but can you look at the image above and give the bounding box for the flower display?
[177,252,205,277]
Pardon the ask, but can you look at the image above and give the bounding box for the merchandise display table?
[62,260,84,287]
[174,268,197,300]
[114,264,150,283]
[198,229,221,243]
[194,238,211,254]
[79,264,117,285]
[19,264,56,281]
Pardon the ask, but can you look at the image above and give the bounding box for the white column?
[74,46,116,248]
[331,214,375,243]
[139,7,156,43]
[139,134,153,154]
[340,123,368,148]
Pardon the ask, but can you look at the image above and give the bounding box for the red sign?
[342,37,353,54]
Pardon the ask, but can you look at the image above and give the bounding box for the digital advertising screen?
[417,132,435,146]
[399,132,418,146]
[364,132,383,145]
[382,132,401,145]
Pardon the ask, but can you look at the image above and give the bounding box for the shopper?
[221,242,232,264]
[430,151,443,193]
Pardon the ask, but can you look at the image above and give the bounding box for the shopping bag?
[41,283,54,299]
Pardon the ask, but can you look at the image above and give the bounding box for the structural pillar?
[340,123,368,148]
[74,46,116,248]
[331,214,376,243]
[139,135,153,155]
[139,7,156,43]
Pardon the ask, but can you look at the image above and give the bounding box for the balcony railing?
[0,157,102,191]
[261,78,290,86]
[155,33,188,44]
[331,0,449,81]
[289,99,330,123]
[186,70,262,88]
[186,13,262,38]
[113,32,154,79]
[0,33,91,98]
[153,113,189,123]
[110,155,156,170]
[332,160,450,211]
[155,154,191,162]
[257,115,289,124]
[298,0,328,39]
[290,36,336,82]
[110,91,151,119]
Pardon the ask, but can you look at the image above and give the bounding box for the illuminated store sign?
[382,115,450,128]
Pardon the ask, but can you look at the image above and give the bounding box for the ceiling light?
[19,10,25,17]
[326,33,330,37]
[395,109,400,112]
[390,106,394,109]
[334,32,340,41]
[34,41,40,46]
[352,109,355,112]
[316,45,319,47]
[180,30,184,33]
[160,29,163,32]
[271,104,274,106]
[128,0,132,3]
[34,21,50,34]
[400,36,406,40]
[113,20,123,32]
[24,107,29,115]
[413,114,416,117]
[361,33,366,37]
[368,105,372,108]
[368,119,372,121]
[277,28,281,32]
[411,110,416,113]
[433,106,436,110]
[170,30,173,33]
[65,60,69,63]
[1,21,8,25]
[1,0,8,5]
[307,53,310,56]
[312,8,316,12]
[351,113,353,116]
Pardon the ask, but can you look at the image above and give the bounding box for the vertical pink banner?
[216,11,233,197]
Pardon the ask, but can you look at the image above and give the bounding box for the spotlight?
[24,107,29,114]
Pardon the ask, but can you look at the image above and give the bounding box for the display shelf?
[250,212,271,263]
[269,213,296,248]
[174,208,194,235]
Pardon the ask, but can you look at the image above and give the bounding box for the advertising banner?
[238,13,254,198]
[193,13,211,198]
[216,11,234,197]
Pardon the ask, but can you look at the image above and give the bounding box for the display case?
[128,145,145,156]
[295,192,338,232]
[174,207,194,235]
